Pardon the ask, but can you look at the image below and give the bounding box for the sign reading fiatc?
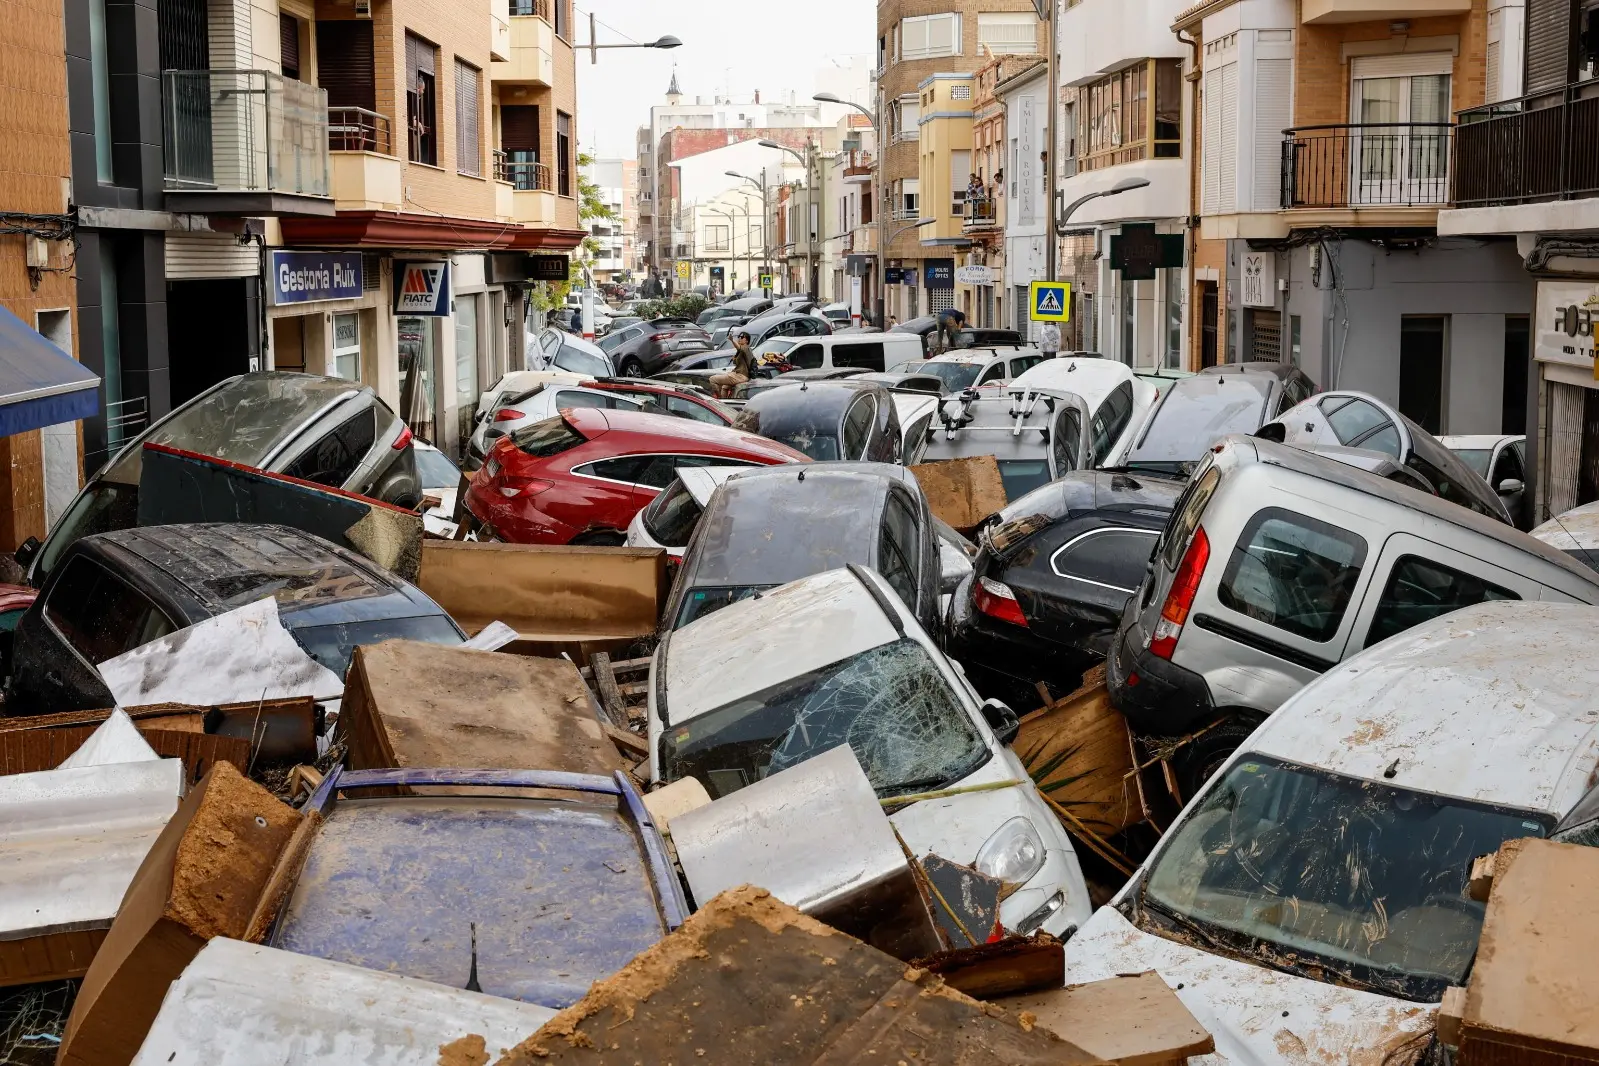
[394,261,452,317]
[269,250,362,305]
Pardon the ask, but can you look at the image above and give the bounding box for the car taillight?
[974,576,1029,628]
[496,475,556,499]
[1150,526,1210,660]
[392,424,414,450]
[494,408,526,422]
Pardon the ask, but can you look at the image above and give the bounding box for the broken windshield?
[660,637,989,801]
[1137,755,1549,1002]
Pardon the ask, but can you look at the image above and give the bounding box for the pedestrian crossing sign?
[759,272,776,290]
[1030,281,1071,323]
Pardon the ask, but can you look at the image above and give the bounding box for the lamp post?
[585,19,681,63]
[707,205,748,293]
[759,139,820,300]
[725,169,771,294]
[814,92,881,324]
[1053,177,1150,345]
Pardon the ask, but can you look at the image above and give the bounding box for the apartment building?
[0,0,93,549]
[875,0,1045,325]
[64,0,585,470]
[584,158,638,282]
[1436,0,1599,521]
[828,122,878,310]
[1179,0,1531,441]
[970,54,1046,331]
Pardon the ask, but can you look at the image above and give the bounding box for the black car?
[892,317,1026,355]
[597,318,713,377]
[853,371,947,395]
[735,310,832,348]
[9,523,466,714]
[732,367,870,400]
[660,463,942,635]
[945,471,1183,710]
[1118,362,1317,477]
[733,381,901,463]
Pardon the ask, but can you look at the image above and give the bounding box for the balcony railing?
[891,206,919,221]
[328,107,392,154]
[163,69,329,196]
[509,0,550,16]
[494,149,552,191]
[1281,124,1453,209]
[964,196,998,228]
[890,129,920,146]
[1453,85,1599,206]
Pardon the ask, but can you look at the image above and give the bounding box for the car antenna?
[465,922,482,993]
[797,468,805,481]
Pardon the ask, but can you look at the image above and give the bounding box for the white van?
[765,333,926,374]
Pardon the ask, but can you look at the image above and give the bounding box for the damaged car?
[733,381,902,463]
[649,565,1093,939]
[1069,600,1599,1063]
[918,386,1090,500]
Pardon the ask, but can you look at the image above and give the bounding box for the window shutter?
[977,13,1037,55]
[1218,63,1238,213]
[317,20,375,112]
[930,13,959,56]
[1201,66,1222,214]
[1525,0,1571,95]
[455,59,481,176]
[1253,58,1290,211]
[279,14,300,78]
[902,17,929,59]
[1486,9,1504,102]
[406,32,436,79]
[501,104,540,152]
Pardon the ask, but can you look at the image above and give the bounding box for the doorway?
[167,277,259,408]
[1350,61,1451,205]
[1399,315,1446,434]
[1200,282,1218,368]
[1503,314,1529,435]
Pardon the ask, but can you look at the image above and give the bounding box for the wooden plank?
[589,652,629,729]
[603,722,649,759]
[0,727,250,785]
[914,936,1066,1000]
[1014,683,1139,837]
[909,455,1009,534]
[999,972,1214,1066]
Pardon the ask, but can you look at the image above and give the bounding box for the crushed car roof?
[1245,600,1599,814]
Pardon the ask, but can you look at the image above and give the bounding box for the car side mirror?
[980,697,1020,746]
[1497,478,1524,495]
[13,537,39,570]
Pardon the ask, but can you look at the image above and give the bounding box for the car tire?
[1169,712,1266,800]
[620,359,645,378]
[569,529,627,546]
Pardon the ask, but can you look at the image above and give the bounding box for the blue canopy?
[0,304,100,437]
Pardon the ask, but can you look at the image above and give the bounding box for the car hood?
[1065,907,1434,1066]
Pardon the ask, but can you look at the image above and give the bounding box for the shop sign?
[884,267,906,284]
[956,265,994,285]
[1241,252,1276,308]
[924,260,955,290]
[393,261,451,317]
[269,250,362,306]
[1537,279,1599,373]
[526,255,569,282]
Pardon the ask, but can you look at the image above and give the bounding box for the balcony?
[491,0,511,61]
[328,108,401,211]
[496,152,556,225]
[890,129,920,146]
[1300,0,1468,21]
[1281,123,1453,223]
[162,70,333,215]
[963,196,999,234]
[891,207,919,221]
[842,149,874,183]
[1452,87,1599,209]
[492,2,556,86]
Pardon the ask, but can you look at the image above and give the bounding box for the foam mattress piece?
[131,937,557,1066]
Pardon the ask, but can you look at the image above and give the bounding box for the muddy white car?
[647,565,1091,938]
[1069,600,1599,1063]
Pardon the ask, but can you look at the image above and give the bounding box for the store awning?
[0,305,100,438]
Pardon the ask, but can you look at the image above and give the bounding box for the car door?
[1346,535,1540,652]
[786,343,825,370]
[568,455,659,530]
[876,489,922,615]
[976,361,1006,387]
[1007,518,1163,656]
[278,405,379,489]
[1050,403,1087,476]
[1488,440,1528,527]
[1089,383,1135,466]
[842,396,876,460]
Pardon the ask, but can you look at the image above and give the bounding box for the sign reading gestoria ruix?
[269,251,362,306]
[393,261,452,317]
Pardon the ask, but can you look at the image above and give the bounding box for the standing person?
[933,308,967,352]
[1040,319,1062,358]
[710,329,756,398]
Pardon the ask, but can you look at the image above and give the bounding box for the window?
[331,313,361,380]
[787,343,824,369]
[901,13,960,60]
[666,396,725,424]
[557,112,573,196]
[633,454,755,489]
[88,0,113,181]
[1010,354,1045,377]
[553,0,569,39]
[951,150,971,215]
[45,556,175,665]
[1490,444,1525,491]
[454,292,479,410]
[510,415,586,458]
[1090,382,1135,464]
[1365,556,1518,649]
[1081,59,1182,170]
[707,224,731,252]
[977,12,1035,54]
[454,58,481,177]
[581,455,649,484]
[1321,396,1399,456]
[833,342,886,371]
[843,397,876,458]
[1218,508,1368,643]
[977,363,1006,385]
[405,32,438,166]
[1052,408,1082,474]
[1052,528,1160,593]
[280,14,302,81]
[878,490,921,608]
[284,408,378,487]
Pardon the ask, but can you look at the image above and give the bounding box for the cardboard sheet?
[910,455,1009,534]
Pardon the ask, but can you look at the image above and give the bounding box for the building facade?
[875,0,1046,325]
[583,157,637,283]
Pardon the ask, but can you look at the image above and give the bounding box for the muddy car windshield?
[1127,377,1270,475]
[661,637,988,801]
[1139,755,1549,1001]
[917,362,984,391]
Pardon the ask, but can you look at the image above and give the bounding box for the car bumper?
[946,586,1094,698]
[1106,601,1215,736]
[463,486,580,545]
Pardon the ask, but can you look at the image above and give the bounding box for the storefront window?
[332,312,361,380]
[1166,269,1183,370]
[454,294,479,407]
[398,316,437,445]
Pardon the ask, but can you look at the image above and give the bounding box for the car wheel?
[620,359,645,378]
[569,529,627,546]
[1170,713,1265,800]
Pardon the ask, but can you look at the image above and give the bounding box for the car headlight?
[974,816,1045,884]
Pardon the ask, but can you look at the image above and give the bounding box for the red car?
[585,379,736,426]
[465,408,808,545]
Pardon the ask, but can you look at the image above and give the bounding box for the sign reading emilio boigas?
[393,261,451,317]
[1536,280,1599,375]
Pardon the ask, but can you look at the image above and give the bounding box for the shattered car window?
[661,638,989,801]
[1139,755,1549,1002]
[676,584,775,628]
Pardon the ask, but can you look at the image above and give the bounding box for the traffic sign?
[759,272,776,290]
[1029,281,1071,323]
[675,261,691,280]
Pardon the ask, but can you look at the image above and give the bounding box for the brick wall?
[1294,6,1483,126]
[0,0,79,546]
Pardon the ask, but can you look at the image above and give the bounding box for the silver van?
[1108,435,1599,778]
[769,333,926,374]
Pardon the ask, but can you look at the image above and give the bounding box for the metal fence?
[509,0,550,16]
[495,150,552,191]
[1453,86,1599,206]
[328,107,392,154]
[162,69,329,196]
[1281,124,1453,209]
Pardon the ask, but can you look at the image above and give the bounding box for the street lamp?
[585,18,681,63]
[726,169,772,292]
[815,92,885,325]
[707,205,750,293]
[1054,177,1151,235]
[759,139,821,300]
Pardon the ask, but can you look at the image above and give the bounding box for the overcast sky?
[574,0,876,159]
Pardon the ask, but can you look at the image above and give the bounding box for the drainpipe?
[1179,27,1202,370]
